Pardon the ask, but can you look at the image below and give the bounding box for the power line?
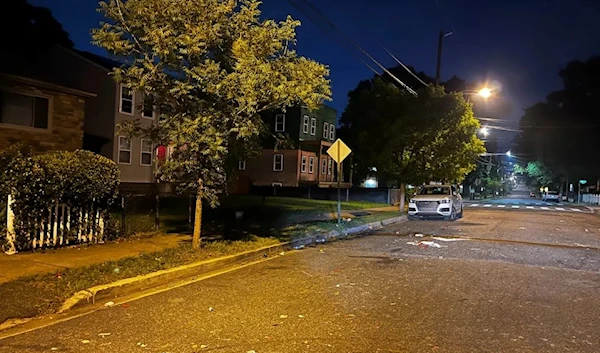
[295,0,418,96]
[378,42,429,87]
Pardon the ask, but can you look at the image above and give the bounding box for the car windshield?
[419,186,450,195]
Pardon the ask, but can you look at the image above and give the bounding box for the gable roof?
[72,49,122,71]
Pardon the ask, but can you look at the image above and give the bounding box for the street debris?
[51,348,58,351]
[415,233,424,237]
[98,333,111,337]
[407,241,442,248]
[279,251,285,256]
[113,268,120,274]
[298,314,305,318]
[302,271,314,277]
[247,351,257,353]
[519,227,526,230]
[432,237,467,242]
[585,229,589,232]
[81,340,91,344]
[104,301,115,307]
[279,315,288,319]
[208,307,215,312]
[319,249,325,253]
[201,345,208,349]
[137,342,147,348]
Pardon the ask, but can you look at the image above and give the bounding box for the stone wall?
[0,77,85,152]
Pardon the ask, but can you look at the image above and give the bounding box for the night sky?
[30,0,600,145]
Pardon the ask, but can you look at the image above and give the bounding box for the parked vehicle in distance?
[530,192,536,198]
[542,191,560,202]
[408,184,463,221]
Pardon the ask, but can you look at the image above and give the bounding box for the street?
[2,208,600,353]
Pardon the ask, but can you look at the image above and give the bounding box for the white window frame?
[302,115,309,134]
[141,93,154,119]
[309,156,315,174]
[273,154,284,171]
[118,136,132,164]
[310,118,316,135]
[275,114,285,132]
[329,123,335,140]
[328,159,332,175]
[301,155,307,173]
[119,84,134,115]
[323,122,329,138]
[140,139,153,166]
[0,89,53,131]
[272,182,283,187]
[238,160,246,171]
[321,158,327,175]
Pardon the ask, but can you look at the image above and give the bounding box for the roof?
[72,49,122,71]
[0,73,97,98]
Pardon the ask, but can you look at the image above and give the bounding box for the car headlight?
[440,198,451,204]
[409,199,416,203]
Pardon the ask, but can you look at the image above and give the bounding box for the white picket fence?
[581,194,600,205]
[5,195,105,254]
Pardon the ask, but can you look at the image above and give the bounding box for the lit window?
[321,158,327,175]
[329,123,335,140]
[118,136,132,164]
[323,122,329,138]
[309,157,315,174]
[310,118,316,135]
[140,139,153,166]
[142,93,154,118]
[302,115,309,134]
[119,84,134,114]
[239,160,246,171]
[0,91,49,129]
[328,159,332,175]
[301,155,307,173]
[275,114,285,132]
[273,154,284,171]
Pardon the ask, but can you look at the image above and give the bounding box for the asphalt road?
[2,208,600,353]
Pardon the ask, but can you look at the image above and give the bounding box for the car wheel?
[458,206,463,218]
[445,207,456,221]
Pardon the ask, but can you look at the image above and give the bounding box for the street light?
[506,150,512,157]
[479,127,489,137]
[478,87,492,99]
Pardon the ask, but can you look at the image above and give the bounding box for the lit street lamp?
[506,150,512,157]
[479,126,489,137]
[478,87,492,99]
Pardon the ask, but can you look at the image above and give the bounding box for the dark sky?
[30,0,600,145]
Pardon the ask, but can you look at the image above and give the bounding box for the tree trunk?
[192,180,203,249]
[399,182,406,214]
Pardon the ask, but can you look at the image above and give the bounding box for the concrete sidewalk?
[0,234,190,284]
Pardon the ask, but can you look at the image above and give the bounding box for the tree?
[516,55,600,183]
[92,0,331,248]
[515,160,554,189]
[340,77,485,211]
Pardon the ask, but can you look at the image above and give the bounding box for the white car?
[408,184,463,221]
[542,191,560,202]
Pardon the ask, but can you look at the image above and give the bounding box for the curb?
[58,215,407,314]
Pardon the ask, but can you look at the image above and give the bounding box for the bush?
[0,147,120,251]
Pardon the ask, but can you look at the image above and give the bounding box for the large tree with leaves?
[340,77,484,211]
[92,0,331,248]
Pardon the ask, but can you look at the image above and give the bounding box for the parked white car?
[542,191,560,202]
[408,184,463,221]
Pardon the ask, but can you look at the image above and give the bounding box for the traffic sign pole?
[326,138,352,226]
[337,141,341,225]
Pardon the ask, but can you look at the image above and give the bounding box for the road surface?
[1,208,599,352]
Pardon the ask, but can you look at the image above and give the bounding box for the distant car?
[408,184,463,221]
[542,191,560,202]
[529,192,536,198]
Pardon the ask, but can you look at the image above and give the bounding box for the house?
[0,45,159,193]
[0,73,94,152]
[232,105,351,192]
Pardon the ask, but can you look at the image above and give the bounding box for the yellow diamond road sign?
[327,138,352,164]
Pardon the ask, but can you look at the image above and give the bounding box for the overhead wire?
[378,42,429,87]
[295,0,418,96]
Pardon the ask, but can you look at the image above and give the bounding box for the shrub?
[0,148,120,251]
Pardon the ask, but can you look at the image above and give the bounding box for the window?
[275,114,285,132]
[140,139,153,166]
[0,91,49,129]
[142,93,154,118]
[238,160,246,171]
[309,157,315,174]
[118,136,132,164]
[302,115,309,134]
[301,156,307,173]
[273,154,284,171]
[119,84,134,114]
[321,158,327,175]
[272,182,283,187]
[329,123,335,140]
[310,118,316,135]
[328,159,332,175]
[323,122,329,138]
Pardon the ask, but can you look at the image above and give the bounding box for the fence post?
[5,195,17,255]
[155,194,160,231]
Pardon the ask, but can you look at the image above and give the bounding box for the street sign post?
[578,180,587,203]
[327,139,352,224]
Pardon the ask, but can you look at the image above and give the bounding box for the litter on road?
[431,237,467,242]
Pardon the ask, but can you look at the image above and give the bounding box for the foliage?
[519,160,554,188]
[340,78,485,187]
[515,55,600,181]
[92,0,331,207]
[0,148,120,250]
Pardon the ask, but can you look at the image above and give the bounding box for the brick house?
[232,105,351,192]
[0,73,94,152]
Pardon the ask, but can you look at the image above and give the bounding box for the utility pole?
[435,30,453,85]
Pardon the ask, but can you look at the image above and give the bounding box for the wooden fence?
[5,195,105,254]
[582,193,600,205]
